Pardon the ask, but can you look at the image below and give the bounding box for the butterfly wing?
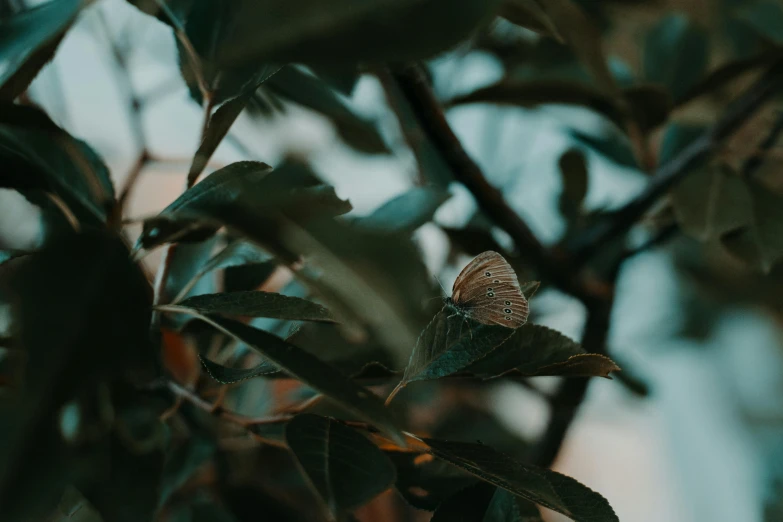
[452,251,529,328]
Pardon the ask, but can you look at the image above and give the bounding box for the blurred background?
[3,0,783,521]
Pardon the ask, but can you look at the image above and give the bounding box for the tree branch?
[390,64,590,301]
[569,60,783,266]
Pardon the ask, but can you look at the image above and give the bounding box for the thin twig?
[390,64,590,301]
[741,109,783,180]
[568,60,783,266]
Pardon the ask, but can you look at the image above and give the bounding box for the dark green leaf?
[357,186,451,233]
[464,324,619,379]
[671,164,752,241]
[499,0,564,42]
[159,436,215,507]
[266,66,388,154]
[659,122,707,164]
[0,231,153,522]
[286,414,396,516]
[204,240,272,273]
[165,237,221,308]
[56,486,104,522]
[0,249,28,266]
[199,354,278,384]
[173,313,405,445]
[398,309,516,387]
[187,93,254,186]
[0,104,115,225]
[644,13,710,102]
[736,1,783,45]
[423,438,618,522]
[721,179,783,273]
[213,0,504,67]
[0,0,82,100]
[169,291,336,323]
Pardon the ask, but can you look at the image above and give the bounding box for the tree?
[1,0,782,521]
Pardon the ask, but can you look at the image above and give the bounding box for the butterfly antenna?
[433,275,448,296]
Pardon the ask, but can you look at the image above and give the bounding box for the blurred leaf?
[286,414,396,517]
[199,354,278,384]
[539,0,616,93]
[644,14,710,102]
[265,66,388,154]
[179,313,405,445]
[159,435,215,508]
[558,148,588,220]
[736,1,783,45]
[187,93,253,186]
[204,240,272,273]
[0,249,28,266]
[307,64,362,96]
[721,179,783,273]
[499,0,564,42]
[463,324,618,379]
[0,0,82,100]
[211,0,504,67]
[397,310,516,389]
[659,122,707,164]
[56,486,104,522]
[166,236,221,307]
[0,231,153,521]
[423,438,618,522]
[357,186,451,233]
[169,291,336,323]
[129,0,280,105]
[0,103,115,226]
[167,495,240,522]
[389,451,477,511]
[671,164,753,241]
[569,128,638,169]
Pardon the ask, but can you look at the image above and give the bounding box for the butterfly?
[444,251,529,328]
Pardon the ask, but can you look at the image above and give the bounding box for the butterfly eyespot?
[505,316,511,321]
[487,287,494,292]
[487,292,495,297]
[504,308,512,314]
[493,279,500,283]
[505,301,511,306]
[485,272,491,276]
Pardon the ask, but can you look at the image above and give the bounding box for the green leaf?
[199,354,278,384]
[569,129,638,169]
[56,486,104,522]
[736,1,783,45]
[721,179,783,273]
[0,249,28,266]
[0,104,115,225]
[0,231,153,522]
[165,236,221,307]
[623,84,672,132]
[644,13,710,102]
[265,66,389,154]
[159,435,215,508]
[558,148,588,220]
[212,0,504,67]
[286,414,396,517]
[463,324,619,379]
[499,0,565,42]
[138,162,351,249]
[173,313,405,445]
[0,0,82,100]
[423,438,618,522]
[357,186,451,233]
[671,164,753,241]
[398,309,516,388]
[187,93,253,187]
[168,291,336,323]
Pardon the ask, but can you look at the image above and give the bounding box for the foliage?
[1,0,783,520]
